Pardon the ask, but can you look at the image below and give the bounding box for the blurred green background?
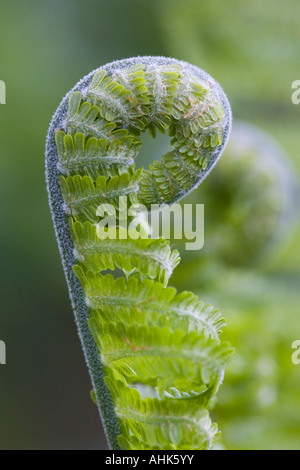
[0,0,299,450]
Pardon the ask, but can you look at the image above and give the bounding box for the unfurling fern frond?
[46,56,232,450]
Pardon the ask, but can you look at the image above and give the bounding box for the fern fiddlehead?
[46,57,233,450]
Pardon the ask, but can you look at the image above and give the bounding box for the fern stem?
[46,122,121,449]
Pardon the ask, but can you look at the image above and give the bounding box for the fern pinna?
[46,57,233,450]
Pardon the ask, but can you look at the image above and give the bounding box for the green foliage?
[66,91,132,141]
[107,380,220,450]
[157,0,300,105]
[71,221,180,285]
[194,268,300,450]
[90,321,231,390]
[49,58,232,450]
[74,267,226,338]
[175,122,299,270]
[56,130,139,179]
[60,171,141,223]
[171,123,300,449]
[144,64,181,137]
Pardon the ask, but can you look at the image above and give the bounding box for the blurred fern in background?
[170,123,300,450]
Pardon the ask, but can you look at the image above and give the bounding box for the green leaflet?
[59,171,141,223]
[71,221,180,285]
[74,268,226,339]
[49,58,232,450]
[107,379,220,450]
[66,91,131,141]
[111,64,151,109]
[139,150,206,205]
[145,64,182,137]
[89,321,232,399]
[61,63,227,207]
[86,67,149,134]
[56,131,140,179]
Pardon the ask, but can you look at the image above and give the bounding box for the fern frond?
[59,171,141,223]
[74,268,226,339]
[46,56,232,450]
[66,91,132,141]
[90,321,232,395]
[86,69,148,134]
[170,122,225,166]
[111,64,151,108]
[71,220,180,285]
[144,64,182,137]
[172,84,225,136]
[138,71,226,205]
[56,131,139,180]
[106,379,220,450]
[139,150,204,205]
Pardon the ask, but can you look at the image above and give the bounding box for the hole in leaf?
[136,129,173,169]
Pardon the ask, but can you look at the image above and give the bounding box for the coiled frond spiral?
[46,57,233,450]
